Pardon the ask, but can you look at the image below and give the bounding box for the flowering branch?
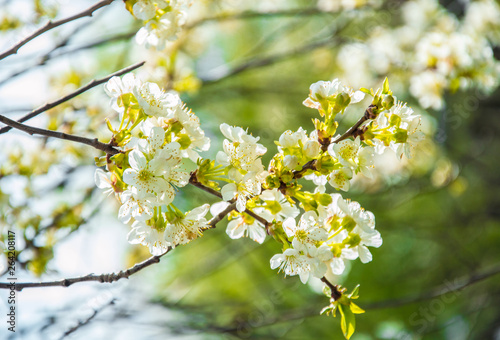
[0,61,145,135]
[0,203,235,291]
[0,114,122,155]
[0,0,115,61]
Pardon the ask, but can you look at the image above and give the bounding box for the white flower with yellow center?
[283,211,328,254]
[259,189,299,222]
[328,167,353,192]
[134,82,180,117]
[303,79,365,110]
[163,204,210,246]
[216,123,267,172]
[132,0,168,21]
[127,220,170,256]
[123,149,170,200]
[225,211,268,244]
[270,248,310,284]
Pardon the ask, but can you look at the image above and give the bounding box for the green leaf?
[339,304,356,339]
[382,77,390,94]
[350,302,365,314]
[349,284,361,299]
[359,87,371,95]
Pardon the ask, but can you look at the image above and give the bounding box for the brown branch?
[0,0,115,60]
[332,104,377,144]
[321,277,342,301]
[189,172,271,229]
[0,204,234,291]
[0,61,145,135]
[0,114,121,155]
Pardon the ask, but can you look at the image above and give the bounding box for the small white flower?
[134,82,180,117]
[283,211,328,253]
[123,149,171,200]
[303,79,365,110]
[258,189,300,222]
[217,123,267,172]
[94,169,115,196]
[226,211,267,244]
[118,190,155,223]
[127,220,170,255]
[270,248,310,284]
[133,0,168,21]
[135,9,187,49]
[164,204,210,246]
[328,167,353,191]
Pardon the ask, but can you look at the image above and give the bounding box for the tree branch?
[187,7,338,29]
[365,263,500,310]
[0,61,145,135]
[58,298,115,340]
[0,114,121,155]
[333,104,377,144]
[0,203,234,291]
[0,0,115,60]
[188,173,271,228]
[200,37,339,84]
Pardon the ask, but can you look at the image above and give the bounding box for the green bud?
[382,94,394,109]
[318,193,333,206]
[393,129,408,143]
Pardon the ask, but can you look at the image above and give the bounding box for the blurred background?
[0,0,499,339]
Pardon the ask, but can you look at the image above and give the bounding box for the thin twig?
[0,114,121,155]
[189,172,271,228]
[200,37,339,84]
[365,264,500,310]
[0,61,145,135]
[186,7,338,29]
[58,299,116,340]
[0,0,115,60]
[0,205,234,291]
[332,104,377,144]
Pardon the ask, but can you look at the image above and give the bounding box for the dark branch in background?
[0,0,115,60]
[200,37,339,85]
[0,114,121,155]
[211,263,500,334]
[365,263,500,310]
[0,61,145,135]
[0,202,235,291]
[186,7,339,29]
[58,298,116,340]
[0,31,136,88]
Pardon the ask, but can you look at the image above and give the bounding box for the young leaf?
[339,304,356,339]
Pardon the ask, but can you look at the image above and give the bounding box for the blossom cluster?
[126,0,191,50]
[271,194,382,284]
[96,74,422,339]
[335,0,500,110]
[95,73,210,255]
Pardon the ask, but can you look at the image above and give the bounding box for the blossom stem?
[321,277,342,301]
[333,104,378,144]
